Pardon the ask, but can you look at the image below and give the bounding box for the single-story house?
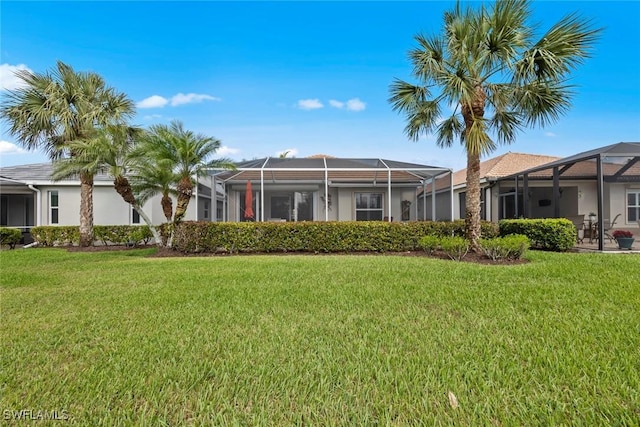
[0,163,221,242]
[209,156,453,222]
[423,142,640,250]
[0,157,454,241]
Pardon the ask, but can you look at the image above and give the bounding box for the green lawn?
[1,248,638,425]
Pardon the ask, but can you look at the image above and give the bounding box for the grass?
[1,248,639,425]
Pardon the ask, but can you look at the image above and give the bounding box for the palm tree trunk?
[465,151,482,251]
[79,172,94,247]
[113,176,163,246]
[462,85,486,252]
[161,192,173,222]
[173,176,193,223]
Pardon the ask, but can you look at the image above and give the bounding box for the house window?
[49,191,59,224]
[131,206,141,224]
[459,190,485,219]
[203,200,210,220]
[628,190,640,222]
[355,193,383,221]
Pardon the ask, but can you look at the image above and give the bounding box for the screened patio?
[208,157,453,223]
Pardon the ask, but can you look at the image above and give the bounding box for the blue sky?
[1,1,639,170]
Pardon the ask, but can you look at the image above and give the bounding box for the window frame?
[49,191,59,225]
[354,192,384,221]
[626,189,640,223]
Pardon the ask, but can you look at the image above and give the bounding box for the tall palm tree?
[389,0,601,251]
[51,125,163,245]
[141,120,235,223]
[0,61,134,246]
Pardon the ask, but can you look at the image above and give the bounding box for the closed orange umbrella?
[244,181,254,220]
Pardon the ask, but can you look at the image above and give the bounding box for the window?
[628,190,640,222]
[131,206,141,224]
[355,193,383,221]
[49,191,59,224]
[203,200,210,220]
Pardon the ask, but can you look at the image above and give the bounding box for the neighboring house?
[210,156,453,223]
[420,152,560,221]
[423,142,640,249]
[0,163,220,242]
[495,142,640,230]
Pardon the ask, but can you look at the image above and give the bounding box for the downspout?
[194,177,199,221]
[28,185,42,226]
[324,157,329,221]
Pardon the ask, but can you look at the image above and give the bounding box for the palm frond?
[513,80,573,127]
[435,115,464,148]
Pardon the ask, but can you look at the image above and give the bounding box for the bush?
[31,225,153,247]
[0,227,22,249]
[499,218,575,252]
[479,234,530,261]
[94,225,154,246]
[419,235,441,254]
[438,236,469,261]
[31,226,80,246]
[171,220,498,254]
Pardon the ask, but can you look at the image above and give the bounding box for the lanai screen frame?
[496,142,640,251]
[209,157,454,222]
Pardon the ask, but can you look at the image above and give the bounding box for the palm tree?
[51,125,163,245]
[389,0,601,251]
[129,157,177,223]
[0,61,134,246]
[141,120,235,223]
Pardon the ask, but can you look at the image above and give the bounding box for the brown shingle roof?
[451,152,561,186]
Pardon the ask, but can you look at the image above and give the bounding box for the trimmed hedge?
[479,234,530,261]
[31,225,154,247]
[172,220,499,254]
[0,227,22,249]
[499,218,575,252]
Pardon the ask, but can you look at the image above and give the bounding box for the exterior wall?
[35,184,199,226]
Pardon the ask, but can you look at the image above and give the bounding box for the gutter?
[28,184,42,226]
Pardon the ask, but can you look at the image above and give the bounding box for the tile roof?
[450,152,561,186]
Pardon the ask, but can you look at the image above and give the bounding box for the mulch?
[64,244,528,265]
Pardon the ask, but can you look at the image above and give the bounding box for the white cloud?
[0,63,32,91]
[545,132,557,137]
[170,92,221,106]
[137,95,169,109]
[0,140,26,155]
[218,145,240,156]
[136,93,221,109]
[328,98,366,111]
[276,148,298,158]
[297,99,324,110]
[346,98,366,112]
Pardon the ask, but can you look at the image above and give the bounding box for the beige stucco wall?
[37,184,199,226]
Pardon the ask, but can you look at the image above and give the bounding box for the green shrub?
[499,219,575,252]
[419,235,441,254]
[94,225,154,246]
[171,220,498,254]
[31,225,153,247]
[0,227,22,249]
[479,234,530,261]
[30,226,80,246]
[438,236,469,261]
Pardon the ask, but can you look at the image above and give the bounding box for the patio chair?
[567,215,585,243]
[602,214,621,242]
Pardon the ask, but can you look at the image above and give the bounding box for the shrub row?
[499,218,575,251]
[172,220,499,254]
[0,227,22,249]
[30,225,154,247]
[419,234,530,261]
